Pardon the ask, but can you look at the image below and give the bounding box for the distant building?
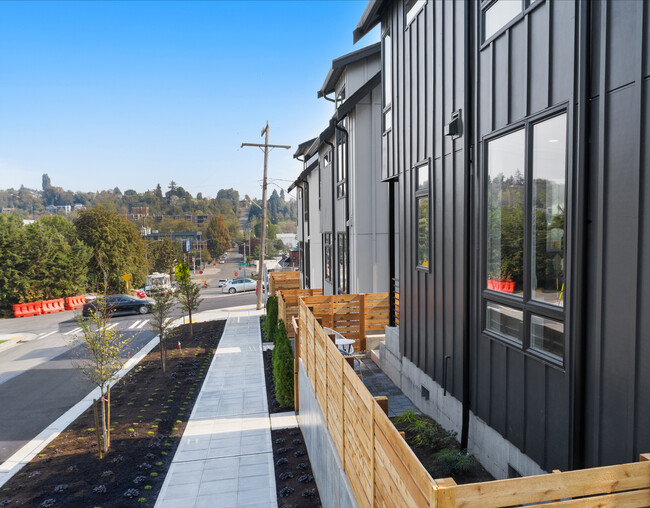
[1,208,16,214]
[143,231,205,251]
[45,205,72,214]
[276,233,298,249]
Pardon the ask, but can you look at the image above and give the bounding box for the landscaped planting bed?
[261,316,322,507]
[0,320,224,507]
[392,409,494,485]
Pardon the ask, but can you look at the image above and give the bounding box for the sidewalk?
[155,306,279,508]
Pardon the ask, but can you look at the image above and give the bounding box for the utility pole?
[241,121,290,310]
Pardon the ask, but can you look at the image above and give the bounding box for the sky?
[0,0,378,201]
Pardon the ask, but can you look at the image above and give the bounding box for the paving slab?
[155,306,277,508]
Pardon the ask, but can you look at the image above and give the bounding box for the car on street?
[82,294,154,317]
[222,278,257,294]
[217,279,228,288]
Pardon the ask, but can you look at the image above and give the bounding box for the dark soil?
[271,428,322,508]
[0,320,225,507]
[392,413,494,485]
[261,320,322,507]
[263,349,292,415]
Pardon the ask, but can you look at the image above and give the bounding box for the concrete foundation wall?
[297,360,358,508]
[378,327,547,480]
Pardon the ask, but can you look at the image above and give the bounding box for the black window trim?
[414,158,431,273]
[480,103,570,369]
[480,0,545,49]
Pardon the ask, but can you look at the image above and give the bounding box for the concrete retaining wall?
[297,360,358,508]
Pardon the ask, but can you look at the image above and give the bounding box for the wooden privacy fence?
[296,298,650,507]
[278,288,323,338]
[301,293,389,352]
[269,271,301,296]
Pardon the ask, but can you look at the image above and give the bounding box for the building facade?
[291,43,389,295]
[354,0,650,478]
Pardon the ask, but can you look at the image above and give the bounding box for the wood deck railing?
[277,288,323,338]
[269,271,301,296]
[296,297,650,508]
[300,293,389,353]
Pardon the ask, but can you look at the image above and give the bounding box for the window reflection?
[417,196,429,268]
[531,114,566,307]
[486,129,525,295]
[531,315,564,360]
[484,0,522,41]
[486,302,523,342]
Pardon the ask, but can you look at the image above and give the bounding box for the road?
[0,250,258,464]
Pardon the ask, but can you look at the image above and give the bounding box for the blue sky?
[0,0,378,200]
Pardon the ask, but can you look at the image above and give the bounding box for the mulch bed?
[0,320,225,507]
[260,318,322,508]
[392,412,494,485]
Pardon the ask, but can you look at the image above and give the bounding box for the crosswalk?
[57,319,151,337]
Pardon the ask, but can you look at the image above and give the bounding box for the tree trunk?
[160,334,166,375]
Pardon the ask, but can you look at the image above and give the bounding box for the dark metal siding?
[387,0,467,401]
[584,0,650,468]
[472,0,577,472]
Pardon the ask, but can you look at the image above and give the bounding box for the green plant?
[272,320,294,408]
[264,296,278,342]
[435,448,476,476]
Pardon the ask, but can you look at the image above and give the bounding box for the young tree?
[149,289,176,375]
[70,297,131,457]
[175,262,203,337]
[149,238,181,280]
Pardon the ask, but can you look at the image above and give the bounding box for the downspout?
[460,0,473,452]
[295,181,306,288]
[324,139,336,294]
[335,121,350,294]
[572,0,590,470]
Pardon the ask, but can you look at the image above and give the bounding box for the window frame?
[404,0,426,28]
[323,232,333,282]
[481,105,569,367]
[337,231,348,294]
[414,160,431,272]
[336,122,348,199]
[382,28,392,136]
[480,0,544,47]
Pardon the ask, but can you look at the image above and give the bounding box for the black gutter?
[571,0,590,471]
[460,0,473,452]
[334,121,350,294]
[388,181,396,326]
[325,139,336,294]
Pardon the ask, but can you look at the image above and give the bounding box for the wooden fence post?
[359,293,366,351]
[93,399,102,460]
[436,478,457,507]
[294,314,300,411]
[374,396,388,416]
[341,354,346,472]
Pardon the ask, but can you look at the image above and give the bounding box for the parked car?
[222,278,256,294]
[217,279,228,288]
[82,295,153,317]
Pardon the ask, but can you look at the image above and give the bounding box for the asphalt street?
[0,250,258,464]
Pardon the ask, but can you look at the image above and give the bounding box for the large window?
[482,0,539,43]
[415,162,430,269]
[337,232,348,294]
[323,232,332,282]
[382,31,392,133]
[336,124,347,199]
[484,112,567,363]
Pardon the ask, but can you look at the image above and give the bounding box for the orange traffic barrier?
[65,295,86,310]
[12,301,43,318]
[41,298,65,314]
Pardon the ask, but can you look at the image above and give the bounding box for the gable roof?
[317,42,381,98]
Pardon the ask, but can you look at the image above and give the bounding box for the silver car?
[222,278,256,294]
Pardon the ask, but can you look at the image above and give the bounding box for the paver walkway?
[155,307,277,508]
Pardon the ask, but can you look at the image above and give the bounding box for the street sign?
[122,274,131,282]
[238,263,250,267]
[234,272,238,277]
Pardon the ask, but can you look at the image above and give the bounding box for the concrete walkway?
[155,306,278,508]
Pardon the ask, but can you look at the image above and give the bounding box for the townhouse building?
[352,0,650,479]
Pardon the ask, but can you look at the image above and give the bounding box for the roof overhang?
[353,0,387,44]
[317,42,381,98]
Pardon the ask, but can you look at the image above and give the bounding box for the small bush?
[264,296,278,342]
[435,448,476,476]
[272,320,294,408]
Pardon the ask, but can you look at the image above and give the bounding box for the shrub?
[272,320,294,408]
[265,296,278,342]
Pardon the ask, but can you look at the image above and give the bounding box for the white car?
[217,279,228,288]
[222,278,256,294]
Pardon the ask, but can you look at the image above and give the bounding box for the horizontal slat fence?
[278,289,323,338]
[297,297,650,508]
[269,271,301,296]
[301,293,389,352]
